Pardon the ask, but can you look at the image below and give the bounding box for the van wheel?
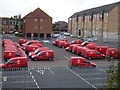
[34,58,38,61]
[92,65,96,68]
[101,56,105,59]
[110,57,114,59]
[49,57,53,61]
[88,57,91,60]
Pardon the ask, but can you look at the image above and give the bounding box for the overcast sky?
[0,0,119,22]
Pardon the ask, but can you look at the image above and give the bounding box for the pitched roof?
[23,8,52,19]
[69,2,119,18]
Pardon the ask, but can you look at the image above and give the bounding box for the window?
[26,33,31,37]
[40,19,43,22]
[84,60,90,63]
[40,26,43,29]
[34,33,38,37]
[35,19,37,22]
[34,26,38,29]
[96,52,101,55]
[40,33,44,37]
[6,61,14,65]
[47,34,51,37]
[3,21,7,24]
[38,53,44,56]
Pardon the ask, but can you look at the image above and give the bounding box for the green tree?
[15,24,19,30]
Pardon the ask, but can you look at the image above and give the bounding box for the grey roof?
[69,2,119,18]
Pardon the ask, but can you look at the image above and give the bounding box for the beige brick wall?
[108,6,118,32]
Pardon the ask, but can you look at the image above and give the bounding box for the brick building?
[68,2,120,39]
[23,8,52,39]
[0,15,22,34]
[53,21,68,33]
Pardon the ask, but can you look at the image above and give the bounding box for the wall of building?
[108,5,118,39]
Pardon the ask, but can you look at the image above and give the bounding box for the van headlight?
[32,56,34,58]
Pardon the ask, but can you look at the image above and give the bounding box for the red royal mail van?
[0,57,28,70]
[106,48,120,59]
[31,50,54,61]
[83,49,105,59]
[29,47,49,58]
[68,57,97,69]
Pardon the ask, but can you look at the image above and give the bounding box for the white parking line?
[28,68,40,88]
[64,56,69,60]
[86,78,107,80]
[48,67,55,75]
[66,67,97,89]
[98,68,107,73]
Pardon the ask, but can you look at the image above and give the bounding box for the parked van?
[95,46,109,54]
[106,48,120,59]
[58,41,69,48]
[83,49,105,59]
[19,39,28,45]
[0,57,28,70]
[31,50,54,61]
[29,47,49,58]
[68,57,97,68]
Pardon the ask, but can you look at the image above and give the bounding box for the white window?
[3,21,7,24]
[40,26,43,29]
[40,19,43,22]
[34,19,37,22]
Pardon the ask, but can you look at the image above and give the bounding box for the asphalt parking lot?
[1,34,119,89]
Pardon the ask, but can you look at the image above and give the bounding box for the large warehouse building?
[68,2,120,39]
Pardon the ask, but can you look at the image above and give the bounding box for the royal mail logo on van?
[33,48,35,50]
[77,59,80,63]
[9,53,12,56]
[17,60,20,64]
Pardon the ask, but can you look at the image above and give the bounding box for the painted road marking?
[86,78,107,80]
[64,56,69,60]
[98,68,107,73]
[37,70,44,74]
[28,68,40,88]
[48,68,55,75]
[66,67,97,89]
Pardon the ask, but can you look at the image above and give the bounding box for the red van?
[95,46,109,54]
[0,57,28,70]
[31,50,54,61]
[85,43,99,50]
[68,57,97,68]
[4,48,27,61]
[29,47,49,58]
[80,41,97,47]
[19,39,28,45]
[23,44,42,54]
[72,45,82,54]
[53,39,68,46]
[69,44,81,52]
[22,40,42,46]
[106,48,120,59]
[70,40,82,44]
[83,49,105,59]
[76,47,86,55]
[2,39,14,45]
[58,41,69,48]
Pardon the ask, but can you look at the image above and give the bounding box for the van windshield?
[26,42,31,45]
[96,52,101,55]
[34,50,38,54]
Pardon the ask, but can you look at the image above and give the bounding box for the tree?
[14,24,19,31]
